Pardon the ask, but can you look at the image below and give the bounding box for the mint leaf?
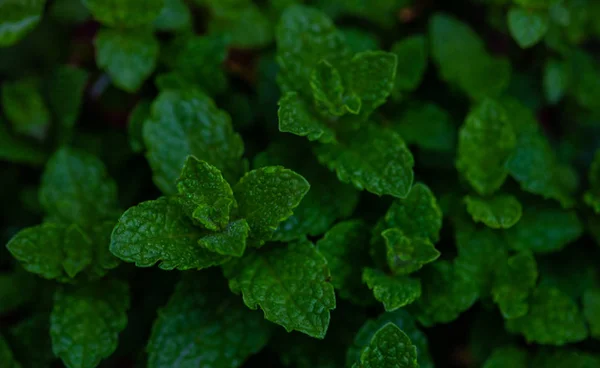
[492,252,538,319]
[198,219,250,257]
[234,166,310,244]
[352,323,418,368]
[394,103,455,152]
[1,78,50,140]
[50,279,130,368]
[347,51,397,115]
[0,334,21,368]
[348,310,434,368]
[506,286,588,345]
[583,290,600,339]
[315,125,414,198]
[50,0,90,24]
[483,346,529,368]
[39,148,118,226]
[504,206,582,253]
[143,89,246,194]
[278,91,336,143]
[543,59,569,104]
[175,156,235,231]
[316,220,373,304]
[204,0,273,48]
[464,194,523,229]
[390,35,428,99]
[127,100,150,153]
[154,0,191,32]
[147,272,271,368]
[457,99,516,195]
[413,261,478,326]
[532,349,600,368]
[0,0,45,47]
[310,60,359,117]
[83,0,164,27]
[110,197,230,270]
[95,29,159,92]
[362,268,421,311]
[276,5,347,96]
[508,7,549,49]
[223,240,336,338]
[383,229,440,276]
[0,124,46,165]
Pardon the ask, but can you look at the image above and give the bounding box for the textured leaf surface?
[175,156,235,231]
[583,290,600,339]
[51,279,130,368]
[234,166,309,243]
[503,206,582,253]
[508,7,549,48]
[198,219,250,257]
[362,268,421,311]
[316,220,373,304]
[0,0,45,47]
[278,91,335,143]
[39,147,118,226]
[464,194,522,229]
[95,29,159,92]
[2,78,50,140]
[352,323,418,368]
[348,310,433,368]
[383,229,440,276]
[506,286,588,345]
[492,252,538,319]
[83,0,164,27]
[310,60,358,117]
[143,89,246,194]
[347,51,397,115]
[110,197,229,270]
[147,273,271,368]
[223,240,335,338]
[457,99,516,195]
[315,125,414,198]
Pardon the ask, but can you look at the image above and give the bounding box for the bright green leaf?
[383,229,440,276]
[362,268,421,311]
[278,91,336,143]
[310,60,359,117]
[198,219,250,257]
[352,323,418,368]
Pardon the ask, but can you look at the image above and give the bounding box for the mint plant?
[2,1,600,368]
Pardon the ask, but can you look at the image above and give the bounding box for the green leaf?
[503,206,582,253]
[394,103,455,152]
[482,346,529,368]
[492,252,538,319]
[0,124,46,165]
[383,229,440,276]
[1,78,50,140]
[310,60,360,117]
[457,99,517,195]
[382,183,443,243]
[543,59,569,104]
[234,166,310,243]
[143,89,246,194]
[0,334,21,368]
[95,29,159,93]
[584,149,600,213]
[276,5,348,96]
[315,125,414,198]
[352,323,418,368]
[346,51,397,115]
[347,310,434,368]
[0,269,37,314]
[390,35,428,99]
[532,349,600,368]
[39,147,119,226]
[205,1,273,48]
[198,219,250,257]
[175,156,235,231]
[278,91,336,143]
[154,0,191,32]
[508,7,549,49]
[50,279,130,368]
[8,313,55,368]
[147,272,271,368]
[464,194,523,229]
[49,0,90,24]
[506,286,588,345]
[223,240,336,339]
[0,0,45,47]
[110,197,230,270]
[341,27,380,53]
[362,268,421,311]
[316,220,373,304]
[127,100,150,153]
[429,13,511,99]
[583,289,600,339]
[83,0,164,27]
[413,261,478,326]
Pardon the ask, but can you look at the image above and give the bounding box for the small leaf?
[0,124,46,165]
[154,0,191,32]
[95,29,159,92]
[362,268,421,311]
[482,346,529,368]
[278,91,336,143]
[347,51,397,115]
[394,103,455,152]
[383,229,440,276]
[234,166,310,244]
[508,7,549,49]
[198,219,250,257]
[492,252,538,319]
[352,323,418,368]
[583,290,600,340]
[127,100,150,153]
[1,78,50,140]
[83,0,164,27]
[50,279,130,368]
[310,60,358,116]
[0,0,45,47]
[464,194,523,229]
[390,35,428,99]
[223,240,336,339]
[110,197,230,270]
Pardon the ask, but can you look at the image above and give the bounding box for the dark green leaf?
[362,268,421,311]
[464,194,523,229]
[352,323,418,368]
